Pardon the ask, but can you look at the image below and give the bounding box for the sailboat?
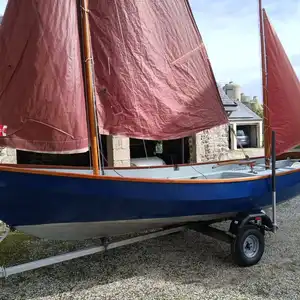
[0,0,299,246]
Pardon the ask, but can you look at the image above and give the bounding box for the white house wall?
[229,121,263,150]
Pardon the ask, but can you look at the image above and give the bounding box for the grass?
[0,230,95,268]
[0,231,33,266]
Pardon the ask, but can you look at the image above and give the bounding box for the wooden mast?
[258,0,271,168]
[80,0,100,175]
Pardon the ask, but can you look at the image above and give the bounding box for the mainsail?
[0,0,228,156]
[263,9,300,155]
[89,0,228,140]
[0,0,88,153]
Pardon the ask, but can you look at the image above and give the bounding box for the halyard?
[1,197,300,300]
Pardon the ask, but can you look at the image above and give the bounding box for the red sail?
[89,0,228,140]
[0,0,88,153]
[263,10,300,155]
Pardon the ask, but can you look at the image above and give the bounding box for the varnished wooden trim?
[1,156,263,170]
[0,157,299,184]
[216,159,257,167]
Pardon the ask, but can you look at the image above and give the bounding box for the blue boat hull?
[0,168,300,240]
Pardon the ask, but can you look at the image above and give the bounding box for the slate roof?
[218,85,236,106]
[217,85,237,113]
[216,83,262,121]
[229,100,262,121]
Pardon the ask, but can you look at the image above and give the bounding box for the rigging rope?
[229,126,250,160]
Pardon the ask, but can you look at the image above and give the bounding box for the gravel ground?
[1,197,300,300]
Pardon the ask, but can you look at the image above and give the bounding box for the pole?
[181,138,185,164]
[79,0,100,175]
[271,130,277,232]
[258,0,271,168]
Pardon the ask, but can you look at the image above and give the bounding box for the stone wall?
[106,126,231,167]
[0,128,230,167]
[191,124,231,163]
[107,136,131,167]
[0,147,17,164]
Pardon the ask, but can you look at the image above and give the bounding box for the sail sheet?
[0,0,89,153]
[263,10,300,155]
[89,0,228,140]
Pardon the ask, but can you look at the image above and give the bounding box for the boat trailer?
[0,210,277,279]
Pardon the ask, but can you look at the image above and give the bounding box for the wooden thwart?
[216,160,256,167]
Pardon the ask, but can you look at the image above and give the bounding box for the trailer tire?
[231,224,265,267]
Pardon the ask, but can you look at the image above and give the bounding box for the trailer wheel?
[231,224,265,267]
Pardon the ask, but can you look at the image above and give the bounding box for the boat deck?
[26,158,300,180]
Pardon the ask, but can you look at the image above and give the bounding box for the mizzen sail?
[0,0,88,153]
[263,10,300,155]
[89,0,228,140]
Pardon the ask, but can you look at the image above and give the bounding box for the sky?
[0,0,299,101]
[0,0,5,18]
[190,0,300,100]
